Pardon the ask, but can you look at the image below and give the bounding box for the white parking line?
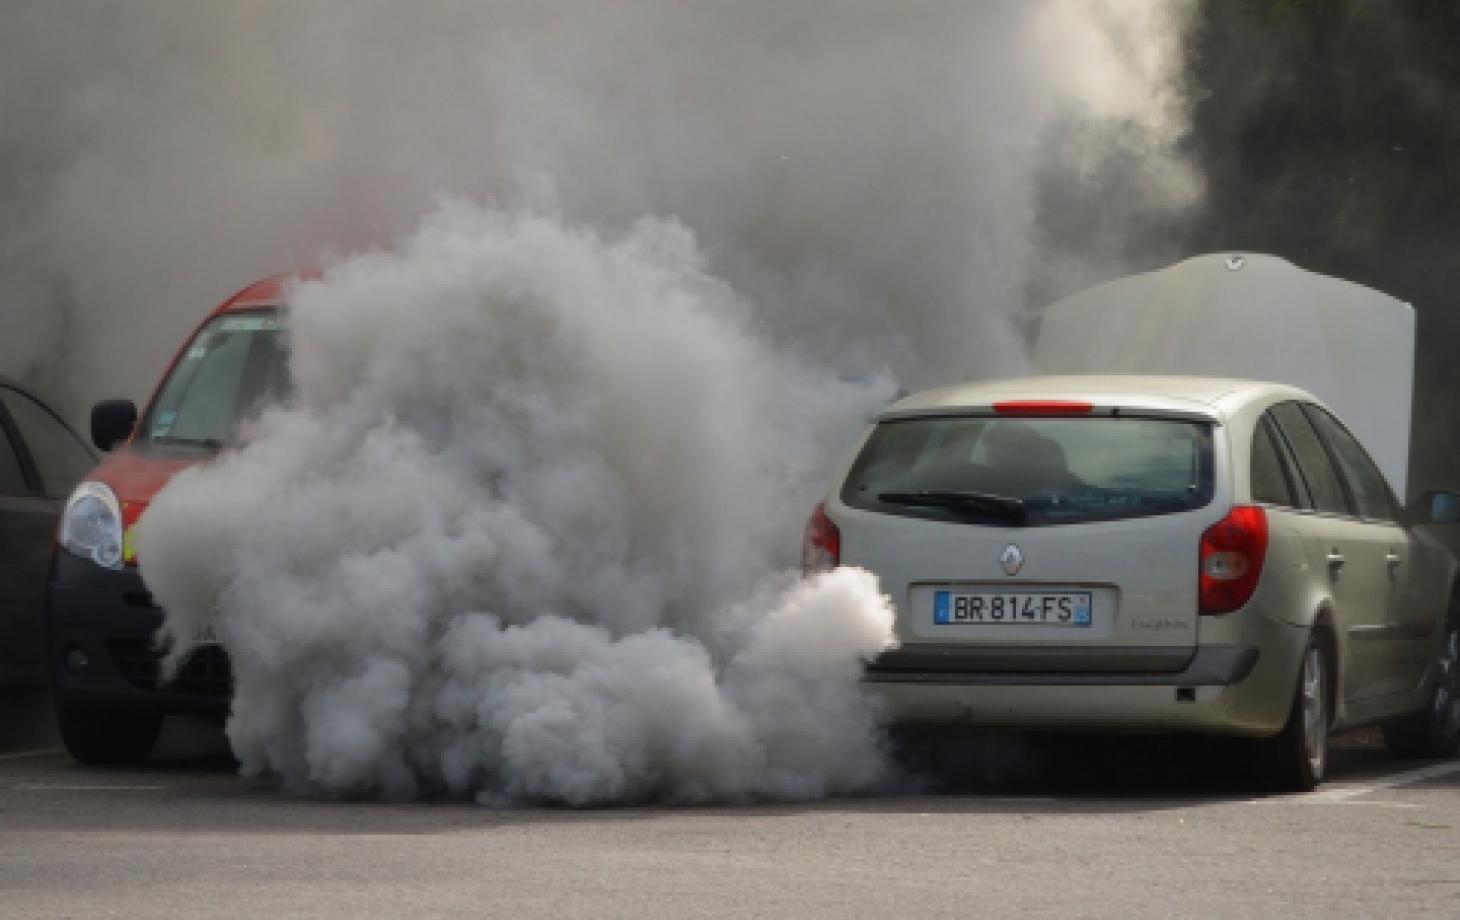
[1305,761,1460,804]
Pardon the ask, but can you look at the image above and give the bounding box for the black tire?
[1382,615,1460,759]
[55,702,163,766]
[1257,631,1330,793]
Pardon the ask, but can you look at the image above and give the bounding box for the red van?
[45,275,294,764]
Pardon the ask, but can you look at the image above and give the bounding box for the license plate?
[934,590,1092,626]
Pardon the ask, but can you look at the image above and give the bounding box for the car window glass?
[0,422,26,494]
[1250,417,1296,507]
[142,311,289,446]
[1269,402,1350,515]
[841,415,1214,527]
[1264,414,1314,510]
[1302,404,1397,522]
[0,388,95,498]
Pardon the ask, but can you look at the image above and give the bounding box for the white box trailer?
[1030,252,1416,497]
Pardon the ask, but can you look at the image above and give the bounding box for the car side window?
[1269,401,1351,516]
[0,387,95,499]
[0,422,27,495]
[1250,416,1298,507]
[1301,404,1398,522]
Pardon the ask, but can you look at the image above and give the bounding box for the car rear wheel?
[55,702,162,766]
[1257,632,1329,793]
[1382,614,1460,759]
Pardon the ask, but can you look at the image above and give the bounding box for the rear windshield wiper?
[877,490,1027,524]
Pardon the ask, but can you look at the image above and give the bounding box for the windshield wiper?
[150,435,224,450]
[877,489,1027,524]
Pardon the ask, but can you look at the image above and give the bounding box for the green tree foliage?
[1184,0,1460,492]
[1034,0,1460,493]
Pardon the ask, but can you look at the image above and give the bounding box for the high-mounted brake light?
[1199,505,1268,614]
[801,502,841,574]
[993,400,1094,416]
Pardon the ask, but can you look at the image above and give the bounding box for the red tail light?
[993,400,1093,416]
[801,502,841,574]
[1199,505,1268,614]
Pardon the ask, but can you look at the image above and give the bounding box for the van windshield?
[139,310,289,448]
[841,415,1214,526]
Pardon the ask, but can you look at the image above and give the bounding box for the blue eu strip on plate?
[934,590,951,624]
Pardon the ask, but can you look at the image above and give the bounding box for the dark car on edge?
[1,379,96,693]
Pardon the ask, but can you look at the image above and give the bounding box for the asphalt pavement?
[2,702,1458,920]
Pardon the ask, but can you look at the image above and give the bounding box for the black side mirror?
[90,399,138,452]
[1411,490,1460,525]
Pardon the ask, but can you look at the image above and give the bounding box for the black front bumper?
[45,551,231,716]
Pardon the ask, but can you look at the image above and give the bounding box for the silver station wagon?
[805,375,1460,791]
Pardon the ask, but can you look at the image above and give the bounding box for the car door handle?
[1326,551,1346,572]
[1385,551,1403,574]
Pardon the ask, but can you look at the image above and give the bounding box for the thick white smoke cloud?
[0,1,1195,415]
[14,2,1200,802]
[137,207,897,802]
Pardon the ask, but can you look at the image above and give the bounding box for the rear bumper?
[866,617,1309,737]
[866,644,1257,685]
[44,552,231,717]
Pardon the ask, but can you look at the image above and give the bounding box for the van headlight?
[60,481,125,570]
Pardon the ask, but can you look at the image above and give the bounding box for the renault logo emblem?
[1000,544,1024,576]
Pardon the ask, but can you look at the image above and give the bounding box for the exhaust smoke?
[0,1,1195,415]
[6,1,1201,803]
[137,207,898,803]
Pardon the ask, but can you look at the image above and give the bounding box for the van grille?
[107,639,233,698]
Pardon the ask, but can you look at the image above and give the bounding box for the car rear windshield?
[139,310,289,449]
[841,415,1214,527]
